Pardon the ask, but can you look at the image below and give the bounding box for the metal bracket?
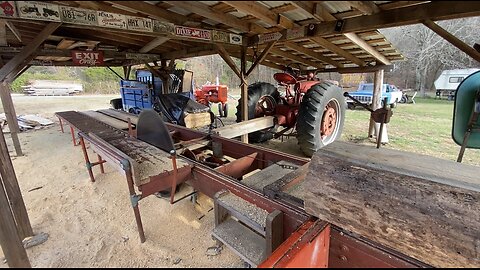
[85,162,93,170]
[130,194,141,208]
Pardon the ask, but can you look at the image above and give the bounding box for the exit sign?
[71,50,104,66]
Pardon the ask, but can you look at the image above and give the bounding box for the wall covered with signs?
[0,1,243,46]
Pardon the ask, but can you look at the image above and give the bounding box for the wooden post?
[240,46,248,143]
[369,69,388,144]
[0,82,22,156]
[0,175,31,268]
[0,129,31,268]
[0,128,33,240]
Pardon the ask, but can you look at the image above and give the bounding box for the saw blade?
[136,109,175,153]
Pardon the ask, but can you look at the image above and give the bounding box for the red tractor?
[236,64,346,157]
[194,84,229,117]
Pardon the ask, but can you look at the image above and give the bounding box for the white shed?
[434,68,480,91]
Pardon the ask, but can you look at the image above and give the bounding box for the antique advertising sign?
[258,32,282,44]
[229,34,242,45]
[175,26,211,41]
[126,16,153,32]
[59,6,97,25]
[0,1,17,18]
[97,11,127,29]
[17,1,61,21]
[212,30,229,43]
[71,50,104,66]
[153,20,175,34]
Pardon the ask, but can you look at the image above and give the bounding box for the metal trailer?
[434,68,480,99]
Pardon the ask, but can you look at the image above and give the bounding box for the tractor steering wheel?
[285,63,302,78]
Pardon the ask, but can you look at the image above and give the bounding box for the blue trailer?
[111,69,212,127]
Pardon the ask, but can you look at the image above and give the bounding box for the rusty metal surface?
[329,226,431,268]
[259,219,330,268]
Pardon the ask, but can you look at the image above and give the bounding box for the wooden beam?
[73,1,139,17]
[0,82,22,156]
[164,1,265,33]
[215,43,242,79]
[212,116,275,139]
[0,115,33,240]
[284,41,344,68]
[139,37,170,53]
[309,36,366,66]
[0,20,6,46]
[0,159,31,267]
[314,64,393,74]
[422,19,480,63]
[224,1,294,29]
[291,1,337,21]
[161,46,217,60]
[343,33,391,65]
[348,1,381,15]
[240,46,248,143]
[270,47,323,69]
[0,22,61,82]
[5,21,21,43]
[105,1,188,25]
[246,41,277,77]
[301,1,480,38]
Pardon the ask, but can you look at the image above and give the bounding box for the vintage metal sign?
[212,30,229,43]
[17,1,61,22]
[229,34,242,45]
[126,16,153,32]
[97,11,127,29]
[71,50,104,66]
[0,1,17,18]
[175,26,211,41]
[258,32,282,44]
[286,27,304,40]
[60,6,97,25]
[153,20,175,34]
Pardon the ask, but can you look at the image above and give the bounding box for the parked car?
[346,83,403,109]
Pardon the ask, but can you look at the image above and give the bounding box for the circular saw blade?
[136,110,175,152]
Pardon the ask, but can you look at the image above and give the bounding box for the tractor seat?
[274,72,297,85]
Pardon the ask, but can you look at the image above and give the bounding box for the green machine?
[452,70,480,162]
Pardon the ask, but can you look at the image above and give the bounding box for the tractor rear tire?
[223,103,228,118]
[236,82,280,143]
[296,82,346,157]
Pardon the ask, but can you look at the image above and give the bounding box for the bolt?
[341,245,349,252]
[339,255,348,261]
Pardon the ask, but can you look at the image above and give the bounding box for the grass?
[343,97,480,166]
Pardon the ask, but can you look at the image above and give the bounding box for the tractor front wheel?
[236,82,280,142]
[296,82,346,157]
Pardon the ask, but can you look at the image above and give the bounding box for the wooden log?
[212,116,275,139]
[183,112,211,129]
[302,143,480,268]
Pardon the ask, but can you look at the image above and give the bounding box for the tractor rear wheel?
[236,82,280,142]
[218,103,224,117]
[296,82,346,157]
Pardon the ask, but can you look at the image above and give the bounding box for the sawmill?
[0,1,479,268]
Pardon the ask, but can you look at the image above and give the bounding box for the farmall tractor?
[236,64,346,157]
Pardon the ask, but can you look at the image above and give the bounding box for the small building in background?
[22,80,83,96]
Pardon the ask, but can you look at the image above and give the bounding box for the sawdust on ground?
[0,94,244,268]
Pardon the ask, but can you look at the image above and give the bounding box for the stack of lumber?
[0,114,53,132]
[302,141,480,268]
[22,80,83,96]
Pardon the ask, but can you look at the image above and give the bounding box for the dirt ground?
[0,94,244,268]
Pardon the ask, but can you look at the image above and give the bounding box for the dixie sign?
[71,50,104,66]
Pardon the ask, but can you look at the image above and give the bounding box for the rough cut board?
[80,111,130,130]
[108,136,189,186]
[97,109,139,125]
[302,142,480,268]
